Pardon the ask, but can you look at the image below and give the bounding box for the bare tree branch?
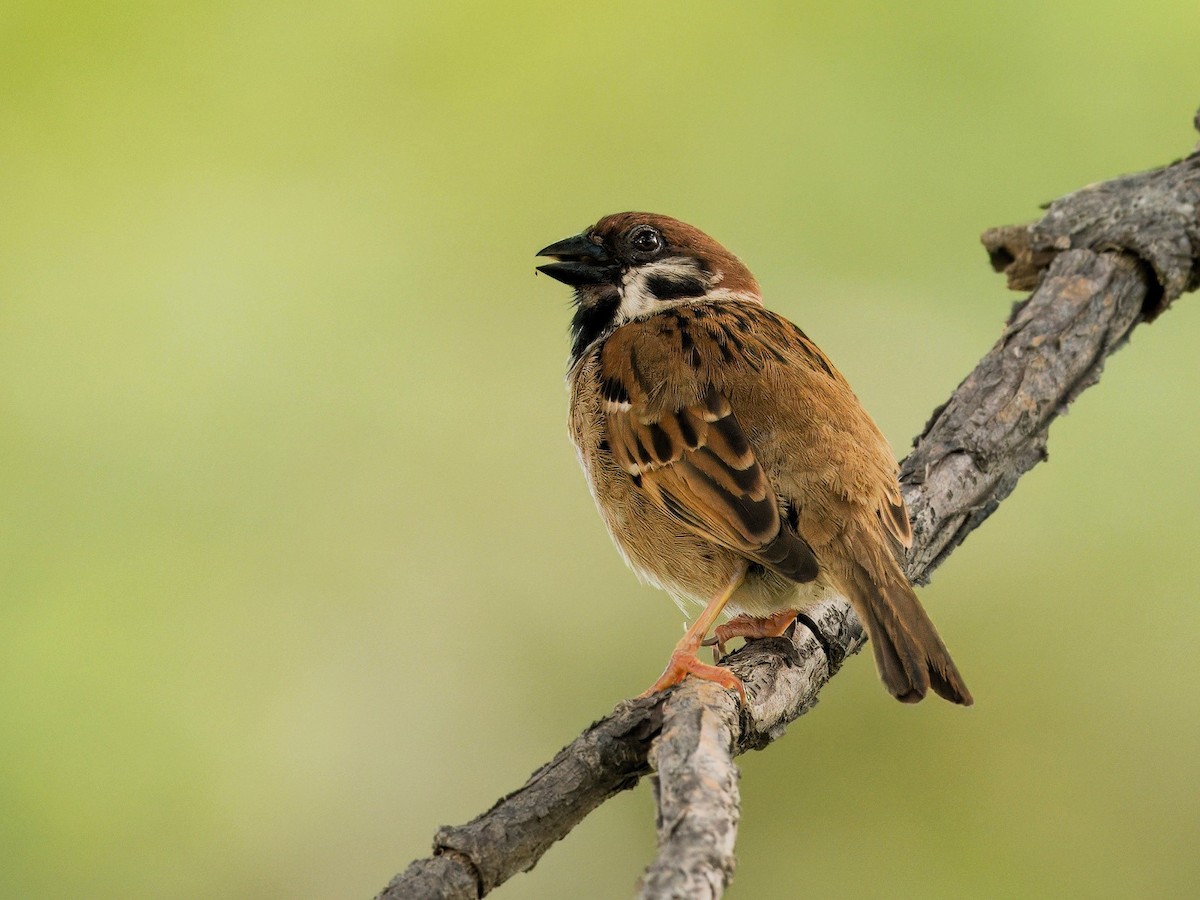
[899,250,1148,582]
[636,683,741,899]
[380,110,1200,900]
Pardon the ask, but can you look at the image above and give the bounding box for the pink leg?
[637,566,748,704]
[703,609,801,661]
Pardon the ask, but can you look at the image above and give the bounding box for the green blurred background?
[3,2,1199,897]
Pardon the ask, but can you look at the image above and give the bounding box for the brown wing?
[735,304,914,556]
[598,328,818,583]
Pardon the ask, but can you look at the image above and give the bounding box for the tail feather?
[847,562,972,706]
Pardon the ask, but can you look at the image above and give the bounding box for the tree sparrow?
[538,213,971,706]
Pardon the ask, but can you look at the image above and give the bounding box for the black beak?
[536,233,618,287]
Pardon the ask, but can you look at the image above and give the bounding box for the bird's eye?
[629,226,663,255]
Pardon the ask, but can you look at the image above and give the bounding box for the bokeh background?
[3,2,1199,897]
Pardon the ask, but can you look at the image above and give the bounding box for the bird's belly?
[588,457,835,619]
[725,570,841,619]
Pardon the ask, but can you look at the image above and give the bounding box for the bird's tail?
[845,561,972,706]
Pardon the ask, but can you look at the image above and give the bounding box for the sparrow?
[537,213,971,706]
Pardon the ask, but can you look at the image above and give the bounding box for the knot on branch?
[981,225,1056,293]
[984,109,1200,320]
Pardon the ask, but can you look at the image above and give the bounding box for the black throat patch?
[569,288,621,362]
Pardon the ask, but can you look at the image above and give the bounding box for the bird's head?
[537,212,760,362]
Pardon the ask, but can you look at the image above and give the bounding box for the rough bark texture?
[899,250,1147,582]
[378,595,861,900]
[982,149,1200,315]
[637,683,741,899]
[380,701,664,898]
[380,109,1200,900]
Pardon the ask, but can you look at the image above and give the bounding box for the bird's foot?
[637,649,746,704]
[702,609,800,661]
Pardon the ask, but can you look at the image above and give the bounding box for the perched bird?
[537,213,971,706]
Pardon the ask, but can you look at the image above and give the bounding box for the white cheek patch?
[617,271,656,321]
[617,258,706,322]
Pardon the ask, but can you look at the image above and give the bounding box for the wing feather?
[600,325,818,583]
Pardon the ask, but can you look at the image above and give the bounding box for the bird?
[536,213,971,706]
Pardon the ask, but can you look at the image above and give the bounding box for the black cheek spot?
[646,274,708,301]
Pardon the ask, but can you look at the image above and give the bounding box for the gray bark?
[636,683,741,899]
[379,108,1200,900]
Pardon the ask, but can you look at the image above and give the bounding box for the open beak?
[536,233,618,287]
